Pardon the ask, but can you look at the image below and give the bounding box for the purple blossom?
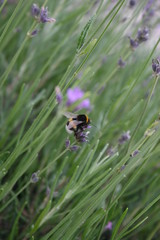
[104,221,112,231]
[40,6,56,23]
[65,138,70,148]
[70,145,80,151]
[101,221,112,240]
[55,86,62,104]
[120,165,126,171]
[137,27,149,43]
[129,0,136,8]
[129,37,139,49]
[152,59,160,75]
[75,130,90,143]
[130,149,139,157]
[106,146,115,157]
[144,0,155,12]
[76,99,90,111]
[66,87,91,111]
[31,3,40,17]
[67,87,83,104]
[118,131,131,145]
[31,172,39,183]
[30,29,39,37]
[143,0,155,23]
[118,57,126,68]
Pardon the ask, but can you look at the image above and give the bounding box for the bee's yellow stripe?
[85,115,88,123]
[69,118,72,122]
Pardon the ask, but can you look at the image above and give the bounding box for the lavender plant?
[0,0,160,240]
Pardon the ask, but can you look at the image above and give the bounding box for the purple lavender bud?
[145,0,154,12]
[65,138,70,148]
[104,221,112,231]
[129,0,136,8]
[66,87,91,111]
[137,27,149,43]
[101,221,112,240]
[66,87,84,106]
[129,37,139,49]
[31,29,38,37]
[156,67,160,75]
[55,86,62,104]
[106,146,115,157]
[120,165,126,171]
[118,131,131,145]
[152,60,157,72]
[40,6,56,23]
[31,3,40,17]
[131,149,139,157]
[118,57,126,68]
[75,99,91,111]
[31,172,39,183]
[79,137,88,143]
[75,130,90,143]
[70,145,80,151]
[152,59,160,75]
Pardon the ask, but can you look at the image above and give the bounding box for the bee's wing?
[67,120,83,129]
[63,111,78,119]
[71,120,83,125]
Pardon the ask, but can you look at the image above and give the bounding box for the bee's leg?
[80,126,84,131]
[77,125,83,132]
[73,130,78,139]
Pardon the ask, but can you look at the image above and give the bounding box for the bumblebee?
[64,112,91,135]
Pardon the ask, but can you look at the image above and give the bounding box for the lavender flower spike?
[70,145,80,151]
[118,131,131,145]
[104,221,112,231]
[31,3,40,17]
[55,86,62,104]
[129,37,139,50]
[31,172,39,183]
[137,27,149,43]
[75,130,90,143]
[152,59,160,75]
[130,149,139,157]
[27,29,39,38]
[118,57,126,68]
[65,138,70,148]
[40,6,56,23]
[129,0,136,8]
[66,87,91,111]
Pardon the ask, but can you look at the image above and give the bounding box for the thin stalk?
[63,0,126,92]
[0,0,24,47]
[0,22,37,88]
[127,75,159,153]
[0,0,7,14]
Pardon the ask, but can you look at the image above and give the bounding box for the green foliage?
[1,0,160,239]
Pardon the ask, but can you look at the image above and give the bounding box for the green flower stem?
[81,0,122,51]
[63,0,126,92]
[0,0,49,88]
[0,0,24,46]
[0,0,7,14]
[0,22,37,88]
[127,75,159,154]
